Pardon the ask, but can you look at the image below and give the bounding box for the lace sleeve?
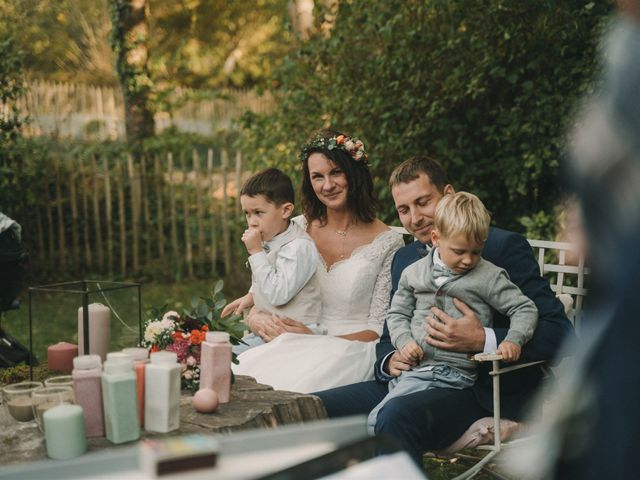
[367,232,405,335]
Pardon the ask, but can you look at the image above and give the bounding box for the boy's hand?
[242,228,263,255]
[221,292,254,317]
[385,351,416,377]
[497,341,521,362]
[401,340,424,363]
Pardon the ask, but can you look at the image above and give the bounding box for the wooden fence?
[17,80,273,140]
[24,148,251,280]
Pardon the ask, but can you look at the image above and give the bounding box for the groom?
[314,155,574,463]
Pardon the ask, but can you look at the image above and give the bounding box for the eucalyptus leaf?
[196,303,208,318]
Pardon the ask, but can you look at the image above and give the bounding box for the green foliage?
[0,38,26,147]
[0,0,292,90]
[0,0,116,85]
[240,0,613,230]
[520,209,559,243]
[184,280,246,350]
[0,364,51,386]
[149,0,292,89]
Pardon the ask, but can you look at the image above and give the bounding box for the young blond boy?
[367,192,538,433]
[222,168,323,352]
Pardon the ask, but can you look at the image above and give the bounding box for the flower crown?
[301,134,368,163]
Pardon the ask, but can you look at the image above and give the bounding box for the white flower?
[344,140,355,151]
[144,321,164,343]
[162,310,180,321]
[355,150,364,160]
[143,317,177,344]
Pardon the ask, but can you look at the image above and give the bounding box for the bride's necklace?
[335,225,352,237]
[334,223,354,259]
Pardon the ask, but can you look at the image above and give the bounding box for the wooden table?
[0,376,327,466]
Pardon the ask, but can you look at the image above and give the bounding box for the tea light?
[31,385,74,432]
[47,342,78,373]
[2,381,42,422]
[45,375,73,388]
[43,404,87,460]
[7,397,36,422]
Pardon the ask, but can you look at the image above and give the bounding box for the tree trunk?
[109,0,154,145]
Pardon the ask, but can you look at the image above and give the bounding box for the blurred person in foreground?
[504,4,640,478]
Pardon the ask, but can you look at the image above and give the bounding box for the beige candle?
[78,303,111,361]
[7,397,36,422]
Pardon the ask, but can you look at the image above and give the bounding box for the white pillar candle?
[78,303,111,361]
[43,404,87,460]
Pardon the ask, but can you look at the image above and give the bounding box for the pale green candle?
[102,356,140,444]
[43,404,87,460]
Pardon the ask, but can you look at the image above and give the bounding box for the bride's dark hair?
[300,129,378,225]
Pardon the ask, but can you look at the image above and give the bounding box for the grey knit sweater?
[387,248,538,379]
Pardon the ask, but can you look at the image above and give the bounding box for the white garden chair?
[444,239,589,480]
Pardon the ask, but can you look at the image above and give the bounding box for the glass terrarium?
[28,280,142,379]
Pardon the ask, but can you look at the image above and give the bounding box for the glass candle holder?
[44,375,73,388]
[31,386,74,432]
[2,381,43,422]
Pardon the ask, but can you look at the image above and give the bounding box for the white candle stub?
[78,303,111,361]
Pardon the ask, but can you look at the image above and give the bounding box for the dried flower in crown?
[301,133,368,164]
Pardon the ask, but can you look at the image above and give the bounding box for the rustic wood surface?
[0,376,327,466]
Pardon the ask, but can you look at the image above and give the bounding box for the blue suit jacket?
[375,227,574,419]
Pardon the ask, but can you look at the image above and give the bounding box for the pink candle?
[78,303,111,361]
[48,342,78,373]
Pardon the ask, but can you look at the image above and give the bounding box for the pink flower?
[187,356,197,367]
[167,338,190,361]
[183,370,193,380]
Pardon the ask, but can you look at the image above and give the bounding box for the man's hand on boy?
[497,341,521,362]
[426,298,485,352]
[242,228,263,254]
[221,292,254,317]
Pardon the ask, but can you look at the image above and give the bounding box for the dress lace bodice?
[292,215,404,336]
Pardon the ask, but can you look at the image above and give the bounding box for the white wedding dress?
[233,217,404,393]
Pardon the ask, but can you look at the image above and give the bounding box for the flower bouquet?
[141,280,245,391]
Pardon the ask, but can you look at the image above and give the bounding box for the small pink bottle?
[72,354,104,437]
[122,347,149,428]
[199,332,232,403]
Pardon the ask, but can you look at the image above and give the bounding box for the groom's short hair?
[241,168,295,206]
[389,155,449,193]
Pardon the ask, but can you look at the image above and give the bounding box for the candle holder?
[28,280,142,380]
[31,385,74,432]
[2,381,43,423]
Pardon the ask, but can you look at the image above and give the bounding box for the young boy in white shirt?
[222,168,323,352]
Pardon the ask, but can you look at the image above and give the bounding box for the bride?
[232,129,404,393]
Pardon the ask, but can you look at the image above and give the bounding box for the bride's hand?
[256,314,288,342]
[277,317,313,335]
